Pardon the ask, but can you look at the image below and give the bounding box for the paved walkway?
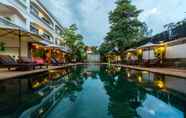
[0,64,79,80]
[0,63,186,80]
[113,64,186,78]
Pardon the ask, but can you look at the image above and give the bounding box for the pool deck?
[0,63,186,80]
[112,64,186,78]
[0,63,79,80]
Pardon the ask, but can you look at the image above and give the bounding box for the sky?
[42,0,186,46]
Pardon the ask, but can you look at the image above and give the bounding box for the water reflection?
[98,66,186,118]
[137,94,184,118]
[0,65,185,118]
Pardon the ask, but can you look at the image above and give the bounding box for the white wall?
[143,50,156,60]
[87,54,100,62]
[12,15,26,28]
[166,43,186,59]
[165,76,186,94]
[0,37,28,59]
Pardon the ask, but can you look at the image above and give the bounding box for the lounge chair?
[0,55,36,71]
[19,57,48,69]
[51,57,59,66]
[51,57,65,66]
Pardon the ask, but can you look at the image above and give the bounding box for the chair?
[51,57,65,66]
[19,57,48,69]
[0,55,36,71]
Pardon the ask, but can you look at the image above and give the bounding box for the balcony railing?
[16,0,27,9]
[30,25,39,35]
[30,7,54,30]
[0,17,20,28]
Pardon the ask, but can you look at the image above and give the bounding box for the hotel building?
[0,0,69,62]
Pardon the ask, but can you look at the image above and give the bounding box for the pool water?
[0,64,185,118]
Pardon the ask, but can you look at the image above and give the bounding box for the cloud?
[42,0,186,45]
[133,0,186,34]
[41,0,115,46]
[147,8,160,16]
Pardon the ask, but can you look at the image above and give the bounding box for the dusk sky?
[42,0,186,46]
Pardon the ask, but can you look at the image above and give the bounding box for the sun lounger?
[19,57,48,69]
[0,55,36,71]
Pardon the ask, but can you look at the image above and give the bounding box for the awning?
[126,48,136,52]
[46,44,71,53]
[137,42,164,49]
[39,40,52,46]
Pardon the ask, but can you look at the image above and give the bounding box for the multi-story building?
[0,0,68,59]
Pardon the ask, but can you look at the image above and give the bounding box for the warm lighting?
[35,44,39,49]
[38,28,44,34]
[32,82,40,88]
[137,49,143,54]
[138,76,142,82]
[49,70,55,73]
[127,72,131,78]
[155,80,165,89]
[38,12,44,18]
[160,47,165,52]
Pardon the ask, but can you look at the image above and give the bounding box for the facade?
[86,47,100,62]
[0,0,68,60]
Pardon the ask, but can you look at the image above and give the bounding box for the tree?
[100,0,146,54]
[61,24,87,62]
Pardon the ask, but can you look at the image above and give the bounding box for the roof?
[137,42,164,49]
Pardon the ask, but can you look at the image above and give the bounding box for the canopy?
[126,48,136,52]
[138,42,164,49]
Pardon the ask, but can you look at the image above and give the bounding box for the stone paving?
[0,63,186,80]
[0,64,78,80]
[113,64,186,78]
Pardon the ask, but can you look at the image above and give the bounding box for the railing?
[16,0,27,9]
[0,17,20,28]
[30,8,54,31]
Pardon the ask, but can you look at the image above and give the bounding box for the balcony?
[16,0,28,9]
[55,25,63,35]
[41,32,53,42]
[30,25,39,35]
[30,5,54,30]
[0,17,20,28]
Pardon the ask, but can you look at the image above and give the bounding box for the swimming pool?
[0,64,185,118]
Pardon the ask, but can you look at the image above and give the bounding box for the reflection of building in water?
[85,64,100,72]
[165,76,186,94]
[20,82,65,118]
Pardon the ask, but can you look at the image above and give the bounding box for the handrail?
[30,10,54,31]
[0,17,20,28]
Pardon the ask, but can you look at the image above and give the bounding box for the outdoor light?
[138,49,142,54]
[38,12,44,18]
[38,29,44,34]
[35,45,39,49]
[137,75,142,83]
[127,72,131,78]
[155,80,165,89]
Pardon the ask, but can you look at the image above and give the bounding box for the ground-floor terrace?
[0,27,71,65]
